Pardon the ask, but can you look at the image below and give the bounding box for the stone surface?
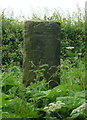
[23,21,61,87]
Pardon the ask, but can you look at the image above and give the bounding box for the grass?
[1,6,86,119]
[1,56,86,119]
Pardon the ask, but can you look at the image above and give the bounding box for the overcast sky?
[0,0,86,18]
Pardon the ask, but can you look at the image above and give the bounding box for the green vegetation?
[2,15,23,67]
[1,8,86,119]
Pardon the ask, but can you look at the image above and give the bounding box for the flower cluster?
[78,53,82,55]
[44,101,65,114]
[71,103,87,114]
[66,47,74,50]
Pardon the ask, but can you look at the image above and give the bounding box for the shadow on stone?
[23,21,61,88]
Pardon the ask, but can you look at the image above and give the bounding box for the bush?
[1,8,86,119]
[2,15,24,66]
[2,8,85,66]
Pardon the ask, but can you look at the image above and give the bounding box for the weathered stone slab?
[23,21,61,87]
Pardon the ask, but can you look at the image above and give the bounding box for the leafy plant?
[1,7,86,119]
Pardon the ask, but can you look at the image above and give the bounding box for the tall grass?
[1,7,86,119]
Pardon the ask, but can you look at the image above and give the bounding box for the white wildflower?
[71,103,87,114]
[48,102,57,112]
[66,47,74,50]
[56,104,61,109]
[44,106,48,110]
[44,101,65,114]
[47,109,51,114]
[49,105,56,112]
[56,101,65,109]
[78,53,82,55]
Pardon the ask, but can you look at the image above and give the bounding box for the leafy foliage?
[1,7,86,119]
[2,8,85,66]
[2,15,24,66]
[2,59,86,119]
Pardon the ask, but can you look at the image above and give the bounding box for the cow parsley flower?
[44,101,65,114]
[78,53,82,55]
[71,103,87,114]
[44,106,48,110]
[66,47,74,50]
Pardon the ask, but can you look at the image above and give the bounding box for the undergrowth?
[1,57,86,119]
[1,7,86,119]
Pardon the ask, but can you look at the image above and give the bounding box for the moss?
[23,21,61,87]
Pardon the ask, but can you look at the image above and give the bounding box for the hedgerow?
[1,8,86,119]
